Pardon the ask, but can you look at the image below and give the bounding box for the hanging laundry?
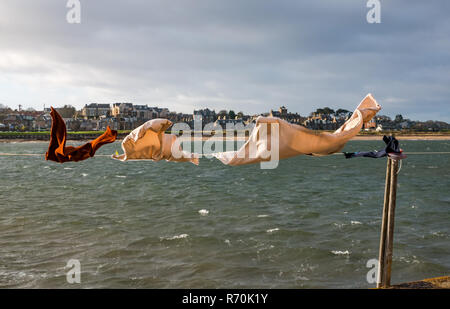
[112,118,199,165]
[212,93,382,167]
[344,135,402,159]
[45,107,117,163]
[112,94,381,167]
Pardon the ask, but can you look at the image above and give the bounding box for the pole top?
[388,152,407,160]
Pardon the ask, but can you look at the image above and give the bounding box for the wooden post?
[377,157,392,288]
[385,158,399,286]
[377,152,406,288]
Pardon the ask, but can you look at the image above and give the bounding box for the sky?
[0,0,449,121]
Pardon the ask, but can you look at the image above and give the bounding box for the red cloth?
[45,107,117,163]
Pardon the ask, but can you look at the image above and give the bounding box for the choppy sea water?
[0,140,449,288]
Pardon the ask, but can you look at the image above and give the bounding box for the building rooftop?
[85,103,110,108]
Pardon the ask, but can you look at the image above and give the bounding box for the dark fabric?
[344,135,401,159]
[45,107,117,163]
[383,135,401,153]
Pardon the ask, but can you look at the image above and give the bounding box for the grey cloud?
[0,0,448,121]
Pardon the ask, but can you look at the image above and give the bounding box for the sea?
[0,139,449,288]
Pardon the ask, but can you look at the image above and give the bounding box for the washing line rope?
[1,152,450,157]
[397,160,403,175]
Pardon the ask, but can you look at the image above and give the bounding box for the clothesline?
[2,94,448,167]
[1,152,450,157]
[37,93,383,167]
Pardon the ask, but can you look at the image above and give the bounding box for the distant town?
[0,102,449,133]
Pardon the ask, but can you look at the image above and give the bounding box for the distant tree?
[56,105,76,118]
[237,111,244,119]
[395,114,403,122]
[217,110,227,119]
[228,110,236,120]
[315,108,324,115]
[323,107,335,115]
[335,109,350,116]
[314,107,335,115]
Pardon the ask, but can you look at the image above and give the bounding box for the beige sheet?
[112,94,381,168]
[112,118,199,165]
[212,93,381,167]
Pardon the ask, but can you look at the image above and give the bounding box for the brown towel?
[45,107,117,163]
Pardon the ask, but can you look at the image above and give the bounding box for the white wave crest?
[161,234,189,241]
[198,209,209,216]
[267,228,279,233]
[331,250,350,256]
